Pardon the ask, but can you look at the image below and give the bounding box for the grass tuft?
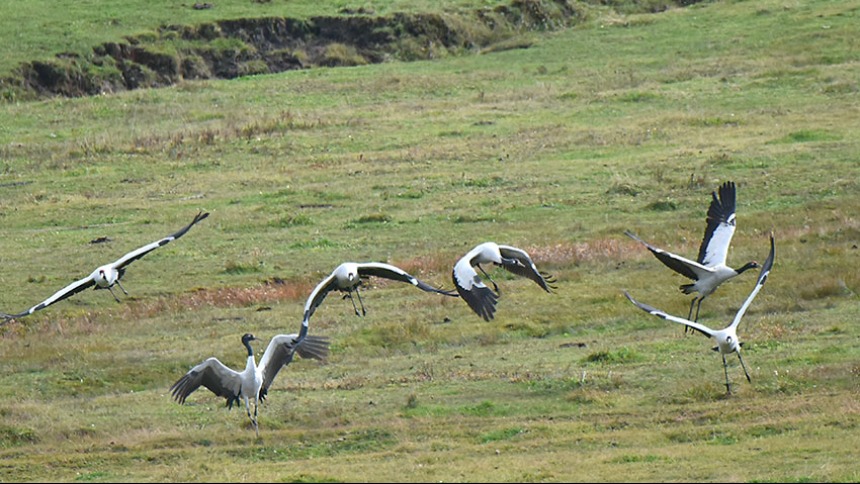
[583,347,640,364]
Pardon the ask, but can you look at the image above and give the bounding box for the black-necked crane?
[452,242,556,321]
[625,181,759,324]
[2,211,209,322]
[170,332,329,437]
[297,262,458,341]
[624,232,774,395]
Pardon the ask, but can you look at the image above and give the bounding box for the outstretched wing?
[497,245,556,293]
[698,181,737,267]
[257,334,330,401]
[299,272,340,340]
[623,290,715,338]
[3,212,209,321]
[170,357,243,407]
[452,256,498,321]
[112,211,209,270]
[729,233,775,331]
[358,262,458,296]
[625,230,712,281]
[4,274,97,319]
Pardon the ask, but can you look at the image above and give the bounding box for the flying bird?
[625,181,759,323]
[624,232,774,395]
[170,332,329,437]
[2,211,209,321]
[452,242,556,321]
[297,262,458,341]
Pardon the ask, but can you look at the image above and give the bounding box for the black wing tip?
[166,210,211,241]
[452,269,492,312]
[3,308,35,321]
[714,180,736,201]
[295,334,331,361]
[477,301,497,321]
[622,289,665,319]
[2,312,22,321]
[423,278,461,297]
[298,334,331,345]
[460,285,498,321]
[433,285,461,297]
[622,289,654,314]
[169,378,190,404]
[624,230,654,250]
[705,180,737,226]
[541,272,558,292]
[623,229,638,240]
[760,231,776,275]
[185,210,210,229]
[417,279,460,297]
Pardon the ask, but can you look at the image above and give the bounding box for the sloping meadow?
[1,0,584,99]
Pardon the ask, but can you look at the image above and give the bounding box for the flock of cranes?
[622,181,774,393]
[1,180,774,434]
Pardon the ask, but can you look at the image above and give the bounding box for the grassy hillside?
[0,0,513,75]
[1,0,859,482]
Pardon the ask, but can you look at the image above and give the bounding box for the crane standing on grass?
[170,332,330,437]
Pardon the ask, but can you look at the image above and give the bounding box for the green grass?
[1,0,859,482]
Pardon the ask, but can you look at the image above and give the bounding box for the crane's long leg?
[477,264,500,294]
[721,353,732,395]
[355,286,366,316]
[115,280,130,296]
[106,286,122,303]
[693,296,704,322]
[243,397,256,433]
[737,351,751,383]
[253,400,260,438]
[342,291,361,316]
[684,296,705,334]
[684,298,697,334]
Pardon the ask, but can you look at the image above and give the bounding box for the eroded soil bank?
[0,0,698,100]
